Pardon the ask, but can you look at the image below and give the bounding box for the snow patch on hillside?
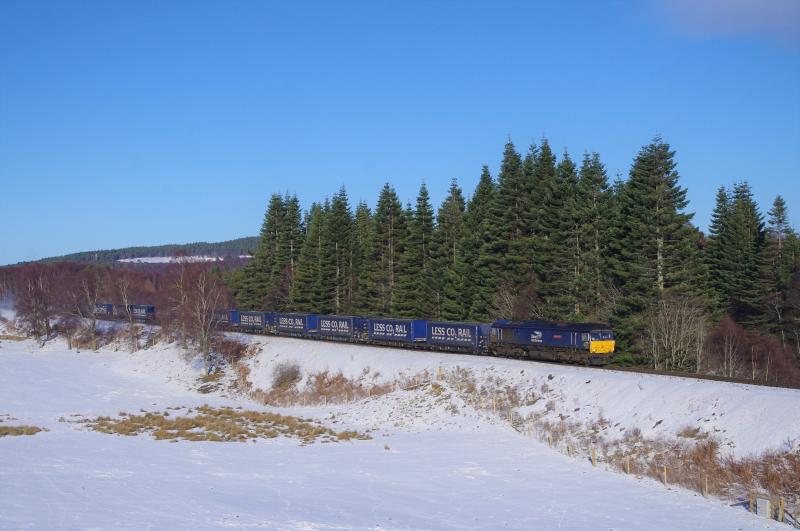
[238,335,800,457]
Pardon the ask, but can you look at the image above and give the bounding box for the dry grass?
[233,363,395,407]
[0,334,26,341]
[73,405,370,444]
[0,425,46,437]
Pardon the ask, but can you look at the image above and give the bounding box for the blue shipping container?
[426,321,480,348]
[212,310,231,323]
[239,311,268,328]
[369,318,427,342]
[318,315,355,337]
[276,313,317,333]
[93,303,113,317]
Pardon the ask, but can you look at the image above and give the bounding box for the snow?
[241,335,800,457]
[116,255,251,264]
[0,335,791,529]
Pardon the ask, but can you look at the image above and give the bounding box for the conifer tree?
[720,182,766,325]
[433,179,467,320]
[462,166,498,320]
[705,186,733,312]
[229,194,286,310]
[290,203,326,312]
[540,151,580,319]
[320,187,355,314]
[758,196,797,340]
[351,201,373,314]
[609,138,698,349]
[576,152,612,320]
[393,184,435,318]
[531,139,558,281]
[365,183,406,315]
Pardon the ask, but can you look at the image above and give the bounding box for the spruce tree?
[393,184,435,318]
[320,187,354,314]
[290,203,326,312]
[366,183,406,315]
[609,137,698,351]
[576,152,612,320]
[351,201,373,314]
[230,194,285,310]
[705,186,733,312]
[462,166,498,320]
[433,178,467,320]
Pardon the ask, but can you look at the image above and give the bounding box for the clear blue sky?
[1,1,798,265]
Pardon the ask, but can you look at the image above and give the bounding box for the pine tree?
[290,203,326,312]
[365,183,406,315]
[720,182,766,326]
[320,187,354,314]
[576,152,612,320]
[230,194,286,310]
[540,151,580,319]
[462,166,498,320]
[393,183,435,318]
[531,139,558,281]
[705,186,733,312]
[758,196,797,341]
[609,137,699,350]
[351,201,373,314]
[433,178,466,320]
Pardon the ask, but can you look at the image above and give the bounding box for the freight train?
[93,304,616,365]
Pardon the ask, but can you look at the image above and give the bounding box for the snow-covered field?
[0,333,793,529]
[116,255,251,264]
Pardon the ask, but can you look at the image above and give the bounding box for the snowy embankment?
[0,326,793,529]
[239,335,800,458]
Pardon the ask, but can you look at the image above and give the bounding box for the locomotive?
[95,304,615,365]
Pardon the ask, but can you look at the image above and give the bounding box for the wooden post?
[492,396,496,413]
[662,465,667,485]
[625,456,630,474]
[591,447,596,467]
[323,395,327,406]
[547,433,552,447]
[749,493,755,513]
[779,498,785,522]
[703,475,708,497]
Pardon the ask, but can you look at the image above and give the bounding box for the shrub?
[272,362,302,389]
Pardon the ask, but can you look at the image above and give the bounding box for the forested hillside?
[37,237,258,264]
[228,136,800,373]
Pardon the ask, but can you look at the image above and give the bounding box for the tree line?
[227,136,800,382]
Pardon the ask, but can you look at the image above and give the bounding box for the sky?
[1,0,798,265]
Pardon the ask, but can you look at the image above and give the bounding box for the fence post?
[749,493,755,513]
[662,465,667,485]
[625,456,630,474]
[703,474,708,497]
[492,396,496,413]
[591,447,596,467]
[779,498,785,522]
[323,395,327,406]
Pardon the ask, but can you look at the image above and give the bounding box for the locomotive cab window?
[590,331,614,341]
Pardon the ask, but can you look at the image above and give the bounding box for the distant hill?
[38,236,259,264]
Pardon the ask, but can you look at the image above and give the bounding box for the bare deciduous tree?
[645,296,707,372]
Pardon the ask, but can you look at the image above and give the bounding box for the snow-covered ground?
[241,336,800,458]
[0,334,792,529]
[116,255,251,264]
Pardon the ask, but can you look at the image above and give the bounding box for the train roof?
[491,319,612,331]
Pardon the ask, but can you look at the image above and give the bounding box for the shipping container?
[93,303,113,318]
[426,321,484,348]
[128,304,155,322]
[275,313,317,334]
[317,315,355,338]
[368,318,427,343]
[212,309,231,324]
[238,311,270,329]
